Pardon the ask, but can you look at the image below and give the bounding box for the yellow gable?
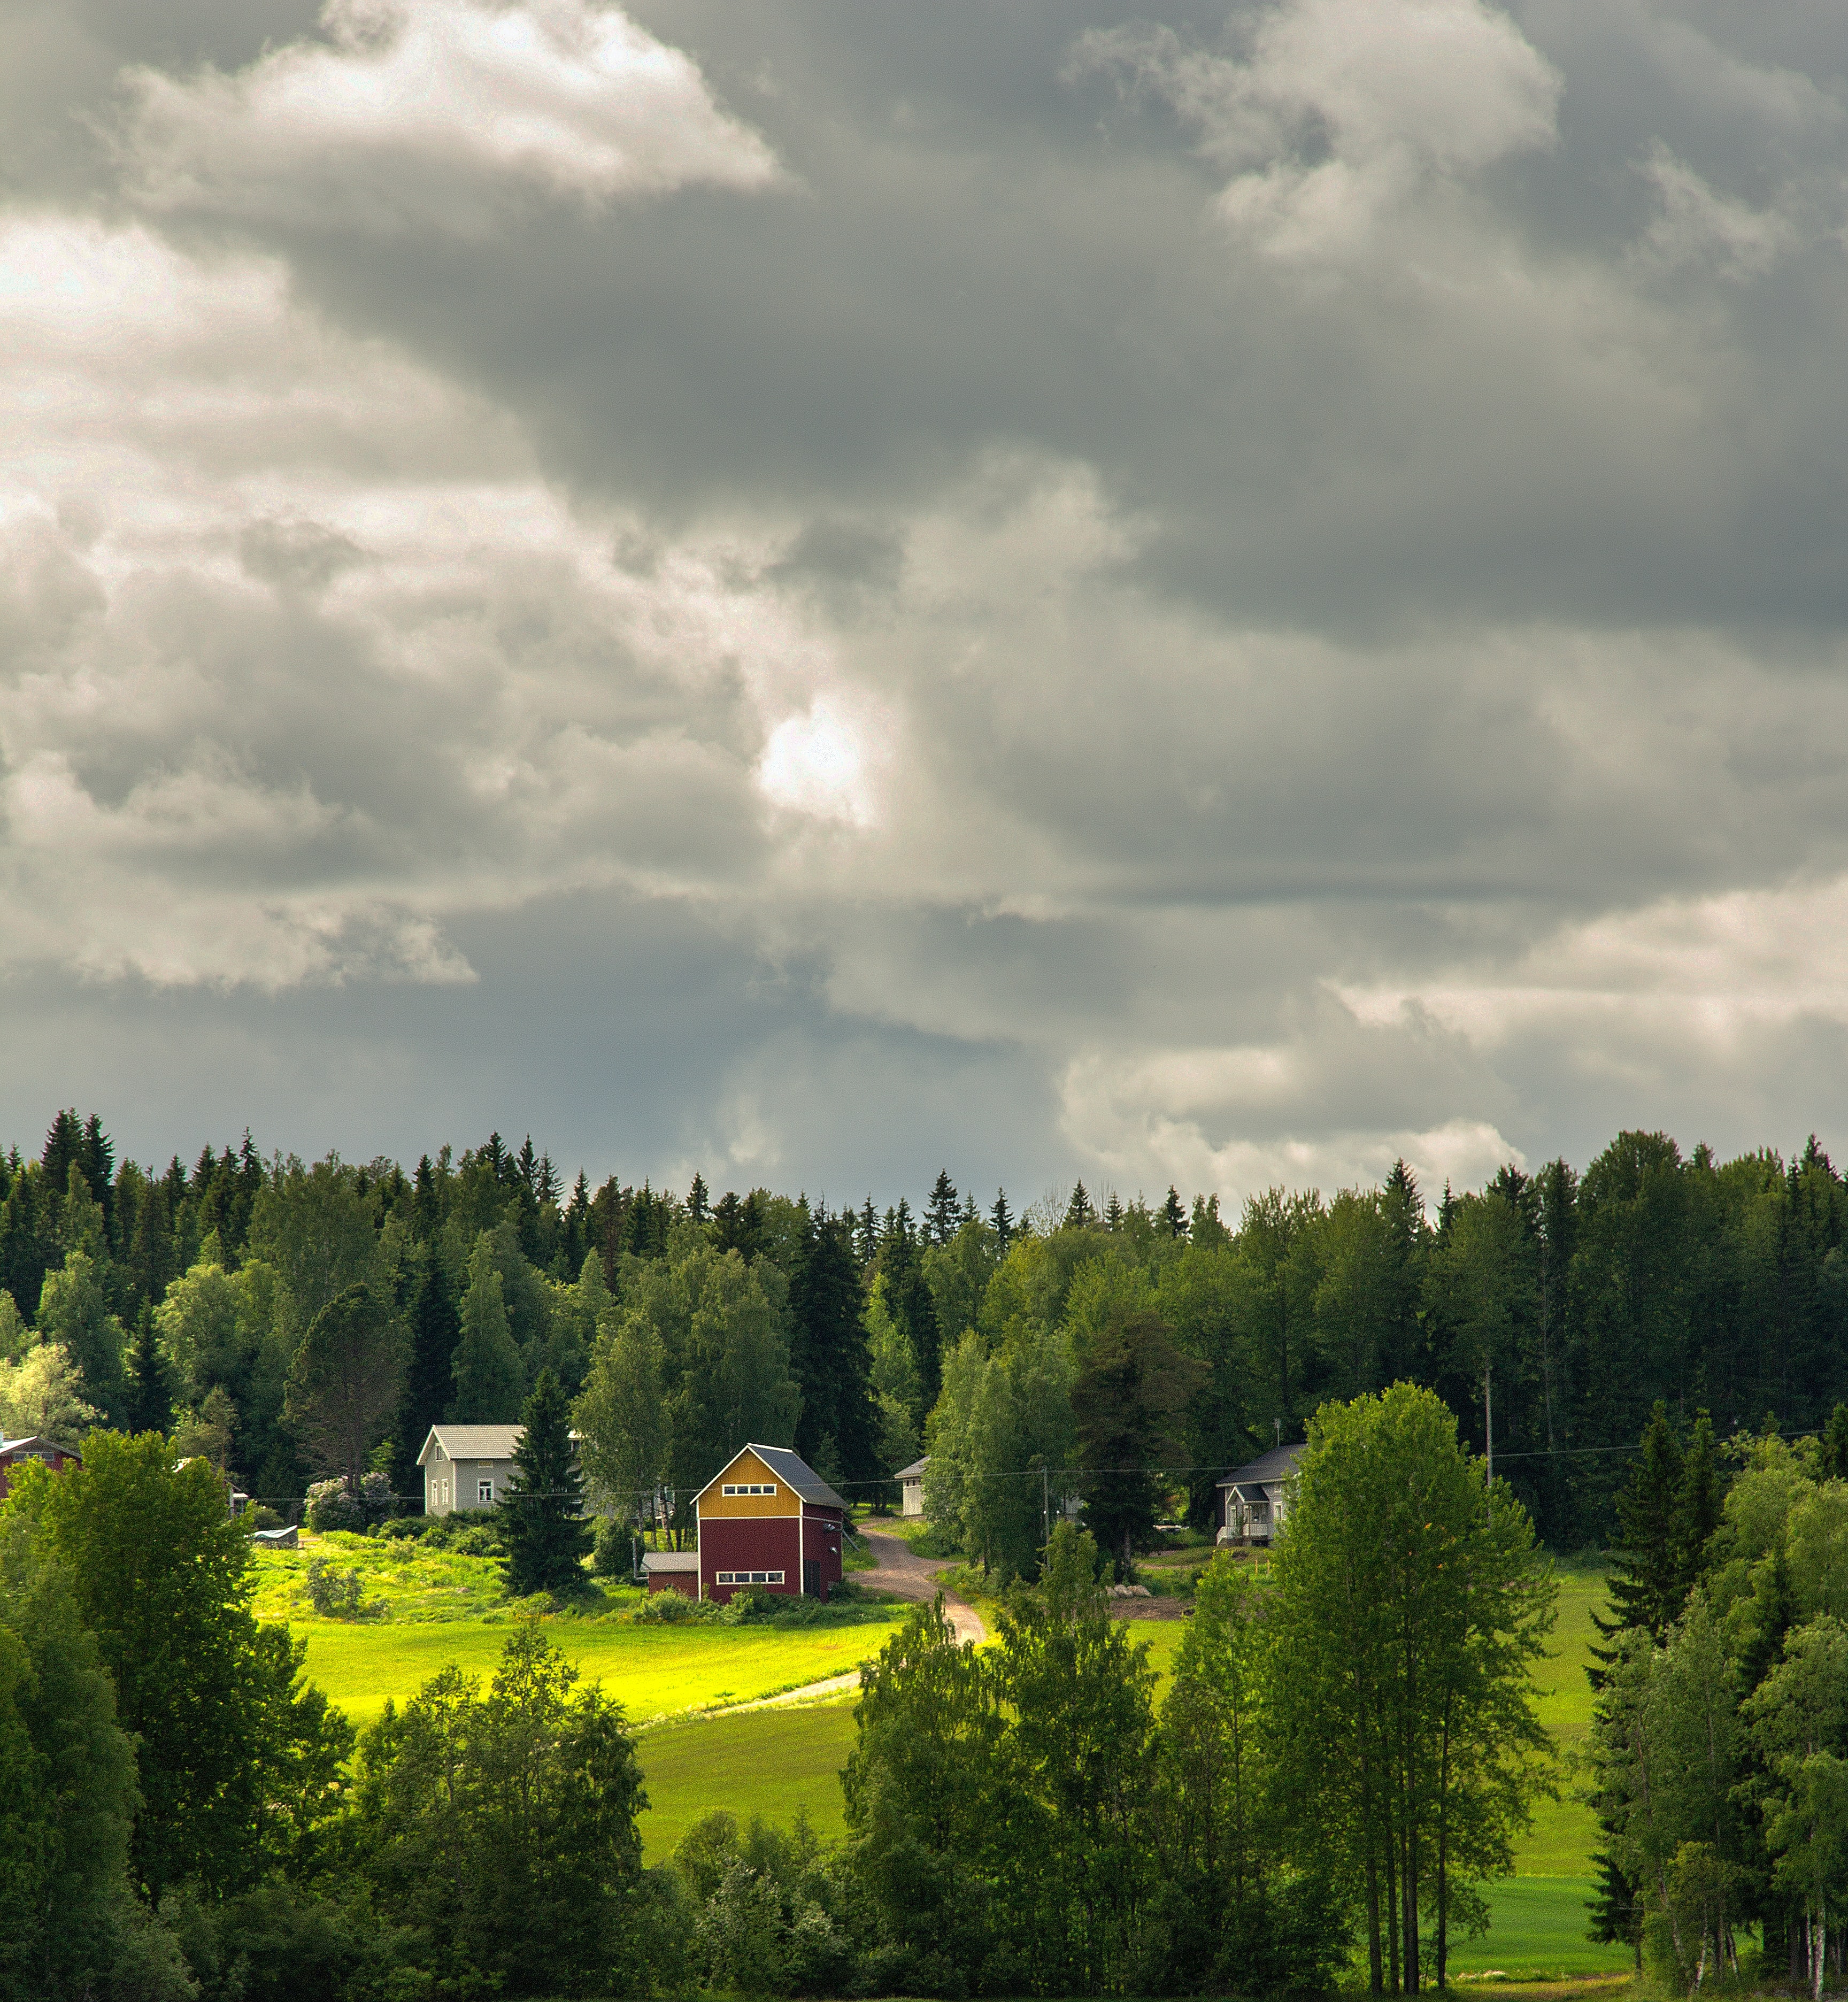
[698,1446,797,1517]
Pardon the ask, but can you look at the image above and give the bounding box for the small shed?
[695,1444,848,1604]
[895,1455,928,1517]
[253,1525,299,1550]
[643,1549,700,1597]
[417,1424,522,1515]
[1215,1443,1303,1544]
[0,1435,82,1502]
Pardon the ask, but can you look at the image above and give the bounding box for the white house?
[418,1424,521,1515]
[1215,1442,1303,1544]
[895,1455,928,1516]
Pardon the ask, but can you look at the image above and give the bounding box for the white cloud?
[757,694,884,830]
[1635,142,1798,280]
[1077,0,1559,259]
[117,0,780,235]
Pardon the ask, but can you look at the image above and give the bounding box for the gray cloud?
[4,0,1848,1202]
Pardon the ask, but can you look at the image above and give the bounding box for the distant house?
[1215,1443,1303,1544]
[896,1455,927,1516]
[694,1444,848,1604]
[417,1424,522,1515]
[0,1435,81,1501]
[642,1549,699,1597]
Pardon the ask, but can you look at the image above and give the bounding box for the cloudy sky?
[4,0,1848,1206]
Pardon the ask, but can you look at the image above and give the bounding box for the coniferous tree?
[1590,1402,1690,1682]
[1064,1181,1096,1230]
[502,1368,592,1596]
[925,1171,959,1248]
[123,1303,173,1435]
[1818,1401,1848,1481]
[989,1188,1013,1253]
[284,1283,405,1496]
[394,1248,461,1488]
[791,1207,880,1486]
[687,1172,710,1225]
[1159,1185,1187,1239]
[450,1246,524,1423]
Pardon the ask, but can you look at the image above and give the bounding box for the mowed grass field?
[256,1533,907,1736]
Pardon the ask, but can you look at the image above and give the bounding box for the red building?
[695,1443,848,1604]
[0,1435,82,1500]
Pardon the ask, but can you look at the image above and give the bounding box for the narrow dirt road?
[695,1526,984,1716]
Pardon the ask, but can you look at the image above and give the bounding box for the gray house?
[418,1424,521,1515]
[1215,1442,1303,1544]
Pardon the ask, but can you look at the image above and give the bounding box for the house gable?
[698,1445,799,1518]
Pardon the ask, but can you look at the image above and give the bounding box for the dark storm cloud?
[5,0,1848,1202]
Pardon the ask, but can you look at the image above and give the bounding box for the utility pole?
[1042,1462,1051,1549]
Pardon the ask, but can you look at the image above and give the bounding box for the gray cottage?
[418,1423,521,1516]
[1215,1442,1303,1544]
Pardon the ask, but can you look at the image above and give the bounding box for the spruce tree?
[123,1304,173,1435]
[1819,1401,1848,1480]
[501,1369,592,1597]
[394,1248,461,1485]
[1589,1401,1688,1682]
[450,1248,523,1422]
[1160,1186,1187,1239]
[1063,1181,1095,1230]
[989,1189,1013,1254]
[791,1207,879,1484]
[925,1171,959,1247]
[1677,1410,1721,1596]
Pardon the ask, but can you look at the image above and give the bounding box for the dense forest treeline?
[9,1113,1848,1549]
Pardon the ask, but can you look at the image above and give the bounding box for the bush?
[245,1504,285,1533]
[631,1588,721,1624]
[304,1479,359,1533]
[592,1516,635,1577]
[377,1514,427,1541]
[304,1556,367,1619]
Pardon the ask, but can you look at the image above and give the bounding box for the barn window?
[722,1482,777,1496]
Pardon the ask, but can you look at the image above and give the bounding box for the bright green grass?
[294,1612,906,1735]
[637,1697,861,1860]
[1514,1562,1605,1875]
[1451,1877,1633,1977]
[250,1530,622,1625]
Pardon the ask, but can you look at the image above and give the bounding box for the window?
[721,1482,776,1496]
[478,1480,494,1504]
[715,1571,784,1585]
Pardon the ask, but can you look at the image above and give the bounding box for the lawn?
[1447,1877,1633,1978]
[297,1616,906,1735]
[637,1697,862,1860]
[1514,1560,1606,1875]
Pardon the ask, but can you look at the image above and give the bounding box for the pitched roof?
[418,1424,522,1466]
[1215,1442,1304,1489]
[700,1443,848,1511]
[642,1549,700,1570]
[0,1435,82,1460]
[895,1456,928,1481]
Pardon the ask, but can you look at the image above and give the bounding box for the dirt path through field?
[697,1528,984,1717]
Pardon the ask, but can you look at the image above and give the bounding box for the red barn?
[696,1444,848,1604]
[0,1435,82,1500]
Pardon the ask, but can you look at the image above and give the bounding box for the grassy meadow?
[256,1533,907,1735]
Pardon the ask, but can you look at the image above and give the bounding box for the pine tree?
[1677,1410,1722,1596]
[857,1197,879,1267]
[925,1171,959,1247]
[687,1172,710,1224]
[989,1189,1013,1254]
[395,1248,462,1485]
[124,1304,173,1435]
[451,1248,524,1423]
[1590,1402,1688,1682]
[501,1368,592,1597]
[1063,1181,1095,1230]
[1819,1401,1848,1480]
[1160,1186,1187,1239]
[791,1207,879,1484]
[1104,1190,1123,1233]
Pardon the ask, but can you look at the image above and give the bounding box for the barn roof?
[642,1549,700,1572]
[417,1424,522,1466]
[1215,1442,1303,1490]
[701,1443,848,1511]
[895,1456,928,1481]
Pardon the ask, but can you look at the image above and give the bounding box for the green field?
[1447,1877,1630,1977]
[637,1697,862,1859]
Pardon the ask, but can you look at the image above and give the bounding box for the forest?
[6,1113,1848,1552]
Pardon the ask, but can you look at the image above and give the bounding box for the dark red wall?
[699,1515,803,1601]
[802,1503,845,1595]
[647,1570,697,1597]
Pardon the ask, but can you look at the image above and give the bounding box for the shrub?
[303,1479,360,1533]
[377,1514,427,1541]
[591,1516,635,1577]
[245,1504,285,1533]
[304,1556,366,1619]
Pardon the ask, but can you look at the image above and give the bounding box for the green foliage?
[284,1281,404,1493]
[1072,1305,1206,1575]
[501,1367,592,1597]
[35,1251,125,1422]
[451,1235,525,1422]
[353,1620,649,1996]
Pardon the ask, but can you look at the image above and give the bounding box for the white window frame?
[715,1570,784,1585]
[721,1483,777,1497]
[478,1480,495,1504]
